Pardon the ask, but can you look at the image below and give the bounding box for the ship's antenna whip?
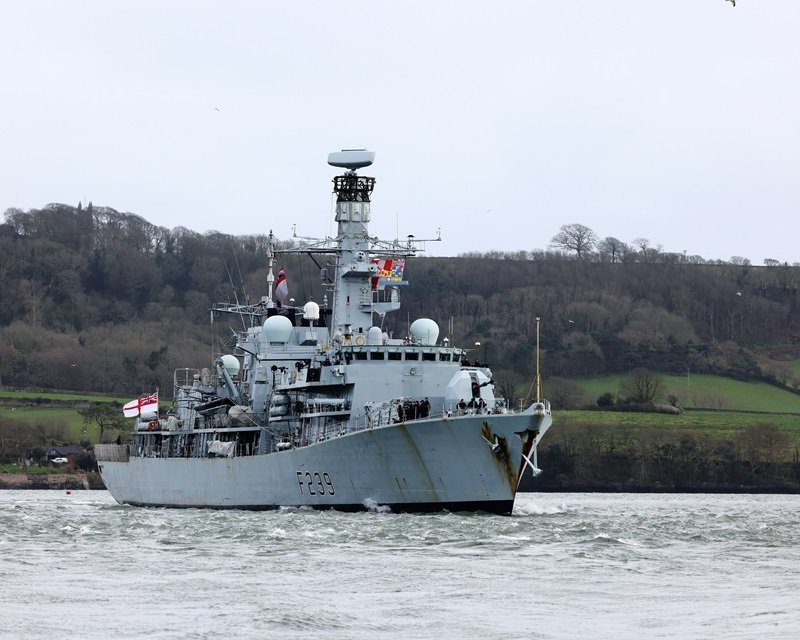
[522,316,542,407]
[233,252,250,306]
[535,316,542,403]
[223,257,247,331]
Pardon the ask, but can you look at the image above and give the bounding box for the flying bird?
[726,0,735,6]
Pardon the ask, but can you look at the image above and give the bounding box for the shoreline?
[0,473,104,490]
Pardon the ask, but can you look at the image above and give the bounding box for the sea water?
[1,491,799,639]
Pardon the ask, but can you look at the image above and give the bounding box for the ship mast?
[280,150,432,338]
[328,150,378,338]
[265,230,276,307]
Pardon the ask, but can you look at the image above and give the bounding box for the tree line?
[2,204,799,400]
[545,222,798,268]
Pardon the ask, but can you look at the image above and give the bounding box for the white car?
[51,457,69,464]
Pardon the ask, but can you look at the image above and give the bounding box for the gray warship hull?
[97,411,549,514]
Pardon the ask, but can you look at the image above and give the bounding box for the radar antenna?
[327,149,375,171]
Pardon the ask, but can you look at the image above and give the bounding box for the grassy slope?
[564,373,800,441]
[0,406,89,441]
[0,390,127,403]
[574,373,800,414]
[0,391,134,444]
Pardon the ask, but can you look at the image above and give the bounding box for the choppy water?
[2,491,799,639]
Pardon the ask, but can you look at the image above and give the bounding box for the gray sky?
[2,1,798,263]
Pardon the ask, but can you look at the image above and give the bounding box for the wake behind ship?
[95,150,552,514]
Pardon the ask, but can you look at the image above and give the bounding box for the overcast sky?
[2,1,798,263]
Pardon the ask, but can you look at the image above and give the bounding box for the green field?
[0,405,90,441]
[554,373,800,442]
[0,390,127,403]
[573,373,800,414]
[0,390,133,444]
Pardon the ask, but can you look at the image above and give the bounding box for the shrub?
[597,392,615,407]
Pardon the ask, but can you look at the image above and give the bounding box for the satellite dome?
[367,326,383,345]
[262,315,293,344]
[409,318,439,346]
[220,354,240,378]
[303,301,320,321]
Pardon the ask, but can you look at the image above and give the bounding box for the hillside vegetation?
[2,203,799,402]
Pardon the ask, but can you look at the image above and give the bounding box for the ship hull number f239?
[296,471,335,496]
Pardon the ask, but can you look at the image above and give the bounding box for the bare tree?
[597,236,629,263]
[619,368,663,405]
[550,223,598,259]
[632,238,663,263]
[546,377,588,409]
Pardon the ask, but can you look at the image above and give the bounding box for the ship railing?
[298,403,444,445]
[446,406,494,417]
[290,403,509,450]
[128,443,246,459]
[528,399,551,416]
[94,444,130,462]
[304,420,352,444]
[173,368,200,395]
[236,442,258,457]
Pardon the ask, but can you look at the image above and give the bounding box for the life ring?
[355,335,366,345]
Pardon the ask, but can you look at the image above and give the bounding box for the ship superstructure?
[95,150,552,514]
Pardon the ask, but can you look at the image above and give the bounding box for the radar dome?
[220,354,241,378]
[262,315,293,344]
[409,318,439,346]
[367,326,383,345]
[303,301,320,321]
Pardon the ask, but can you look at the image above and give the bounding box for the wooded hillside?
[2,204,799,401]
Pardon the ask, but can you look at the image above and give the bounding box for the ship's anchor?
[482,434,502,455]
[521,439,543,478]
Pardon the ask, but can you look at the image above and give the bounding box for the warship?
[95,150,552,514]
